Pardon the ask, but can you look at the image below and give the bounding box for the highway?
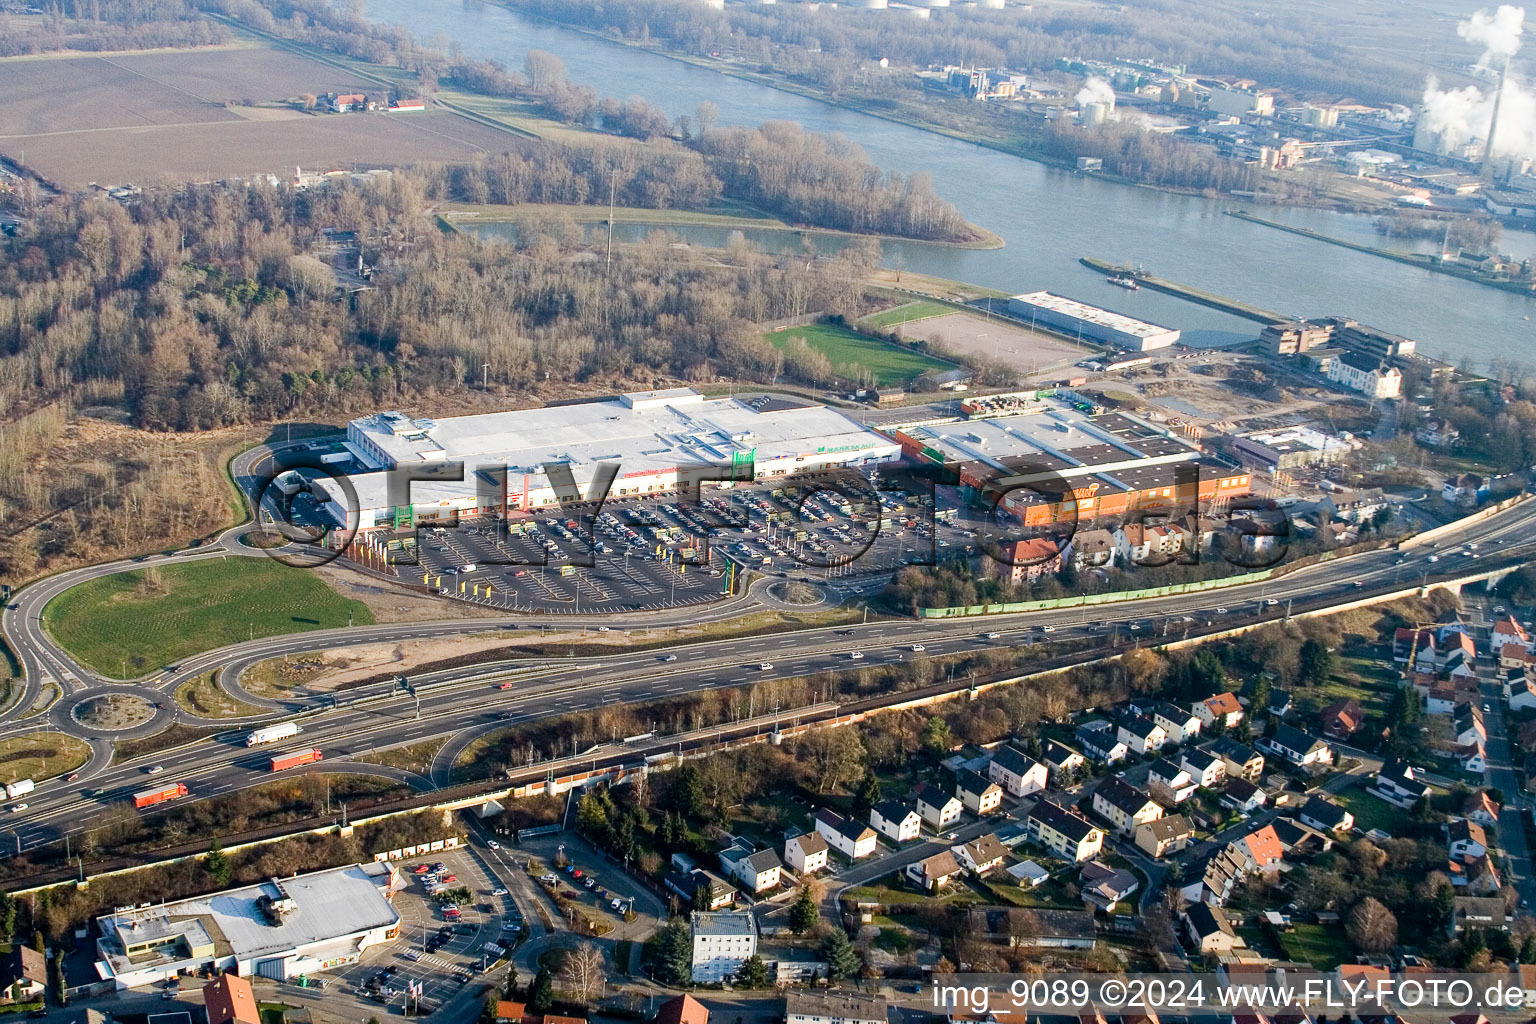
[1,436,1534,859]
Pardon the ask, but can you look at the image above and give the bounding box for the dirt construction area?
[900,311,1088,374]
[0,47,520,188]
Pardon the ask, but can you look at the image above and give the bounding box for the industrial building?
[1006,292,1181,351]
[319,389,901,530]
[95,862,401,989]
[1228,426,1357,471]
[891,393,1248,526]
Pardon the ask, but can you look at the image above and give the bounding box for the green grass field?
[858,300,958,330]
[43,558,375,679]
[1333,787,1401,835]
[1277,922,1354,969]
[765,322,953,386]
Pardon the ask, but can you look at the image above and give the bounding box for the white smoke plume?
[1459,4,1525,67]
[1075,76,1116,109]
[1417,5,1536,161]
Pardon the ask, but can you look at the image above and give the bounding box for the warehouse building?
[891,396,1248,526]
[318,389,901,530]
[1006,291,1181,351]
[1229,426,1357,471]
[95,862,401,989]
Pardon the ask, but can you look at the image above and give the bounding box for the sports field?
[858,301,956,330]
[765,322,954,386]
[43,557,374,679]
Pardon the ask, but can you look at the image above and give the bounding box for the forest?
[511,0,1428,108]
[0,0,229,56]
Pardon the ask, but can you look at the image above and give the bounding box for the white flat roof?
[100,862,398,967]
[1010,291,1178,340]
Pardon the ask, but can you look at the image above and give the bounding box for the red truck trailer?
[133,782,188,809]
[270,748,324,772]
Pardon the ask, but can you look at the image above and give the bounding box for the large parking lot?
[379,482,983,613]
[329,845,522,1015]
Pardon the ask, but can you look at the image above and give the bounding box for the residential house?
[1323,487,1389,524]
[1092,777,1164,835]
[951,833,1008,875]
[1115,522,1184,565]
[1153,703,1203,744]
[1220,777,1267,814]
[783,992,888,1024]
[1075,721,1129,765]
[1501,644,1536,676]
[666,869,737,910]
[1442,632,1479,680]
[1079,860,1139,910]
[1147,758,1198,805]
[869,800,921,844]
[1135,814,1193,859]
[1460,740,1489,774]
[1297,796,1354,833]
[1416,420,1460,449]
[784,833,829,875]
[1185,903,1242,954]
[1268,689,1293,718]
[1041,740,1086,782]
[656,996,710,1024]
[1231,823,1285,876]
[1180,748,1226,789]
[988,537,1061,585]
[1449,819,1489,860]
[1179,845,1248,905]
[1270,817,1333,856]
[905,850,962,892]
[953,769,1003,815]
[1448,895,1506,937]
[1371,760,1431,809]
[1068,528,1117,571]
[327,92,368,112]
[1258,725,1333,768]
[204,973,259,1024]
[720,847,783,894]
[911,781,963,830]
[1465,790,1501,827]
[1117,715,1167,756]
[1208,737,1265,780]
[1195,692,1245,730]
[1510,671,1536,711]
[1318,699,1364,741]
[1453,703,1487,746]
[1493,616,1530,654]
[989,745,1049,797]
[1394,627,1438,671]
[1442,472,1488,505]
[1450,851,1502,894]
[1026,799,1105,862]
[814,809,877,860]
[690,911,757,983]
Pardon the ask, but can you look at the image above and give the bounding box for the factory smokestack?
[1484,54,1511,176]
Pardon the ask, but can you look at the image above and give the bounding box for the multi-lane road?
[2,437,1534,859]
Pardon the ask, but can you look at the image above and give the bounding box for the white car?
[849,651,864,660]
[985,632,1001,640]
[146,765,165,775]
[1263,598,1278,606]
[1428,555,1440,562]
[910,643,925,652]
[759,662,774,670]
[491,887,509,896]
[8,804,24,813]
[486,840,500,850]
[1215,606,1229,614]
[1041,625,1056,633]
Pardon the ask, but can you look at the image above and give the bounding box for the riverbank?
[440,201,1005,250]
[490,2,1396,217]
[1078,257,1292,324]
[1228,211,1536,299]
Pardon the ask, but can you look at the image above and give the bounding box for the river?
[365,0,1536,362]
